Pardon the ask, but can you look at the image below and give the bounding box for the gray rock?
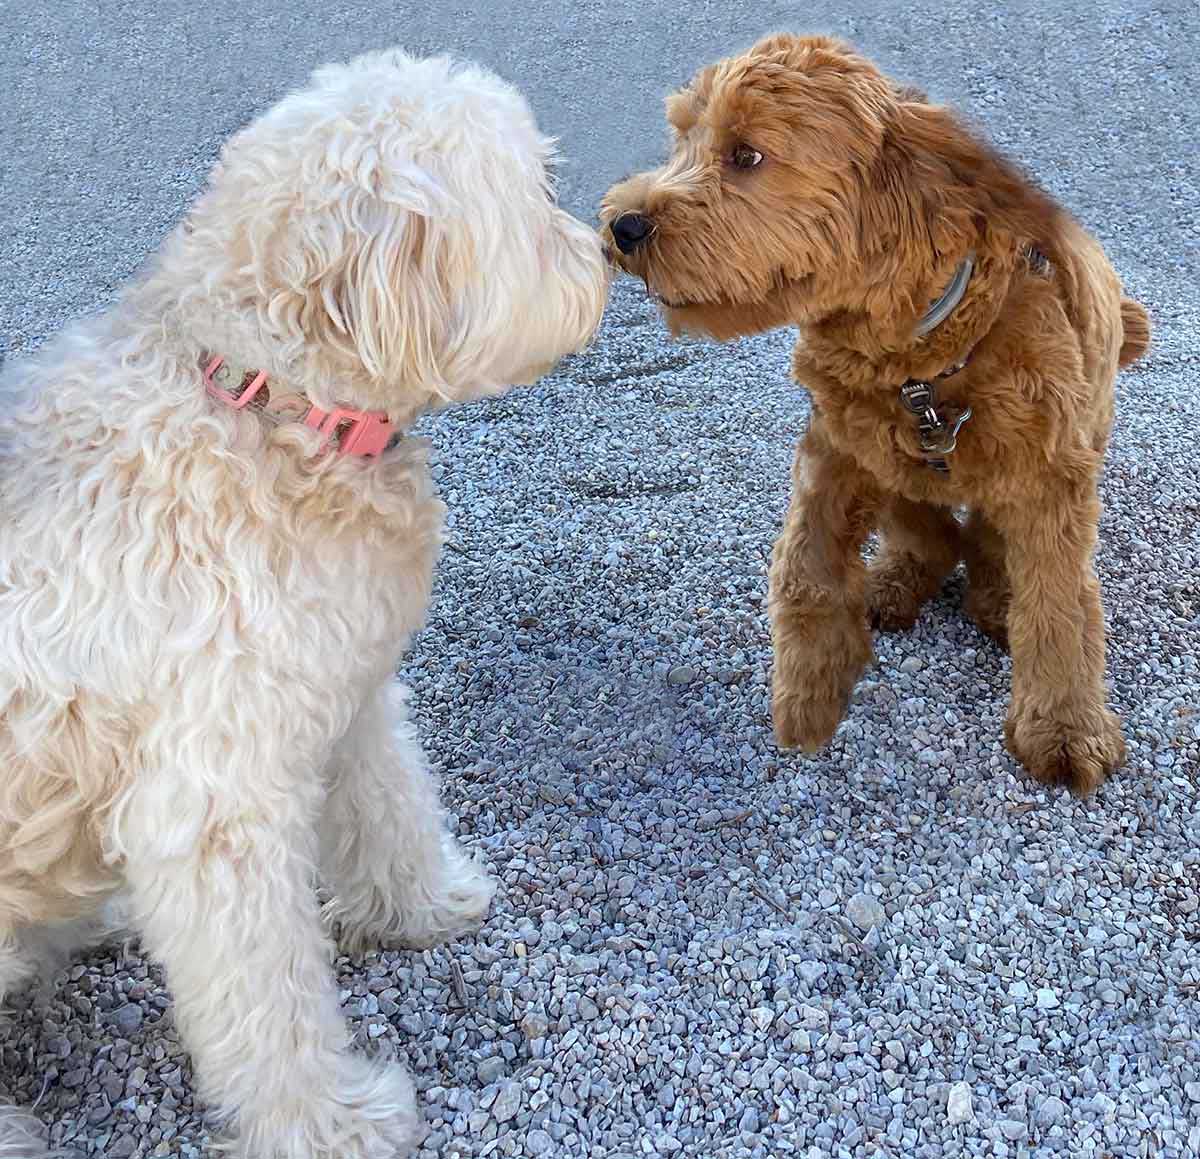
[997,1118,1028,1141]
[798,961,827,986]
[476,1057,506,1085]
[108,1136,137,1159]
[845,892,886,932]
[749,1006,774,1032]
[800,1004,829,1030]
[947,1082,974,1125]
[490,1081,522,1124]
[525,1129,553,1155]
[109,1004,144,1036]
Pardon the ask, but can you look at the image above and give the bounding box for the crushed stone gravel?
[2,1,1198,1157]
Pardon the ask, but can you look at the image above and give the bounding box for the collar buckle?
[202,355,395,458]
[303,404,395,457]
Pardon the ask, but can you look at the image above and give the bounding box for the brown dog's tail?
[1118,298,1151,367]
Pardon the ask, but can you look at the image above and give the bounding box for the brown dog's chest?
[813,385,995,506]
[792,247,1103,507]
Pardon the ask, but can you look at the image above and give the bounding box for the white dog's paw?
[235,1057,423,1159]
[401,841,496,950]
[329,840,496,955]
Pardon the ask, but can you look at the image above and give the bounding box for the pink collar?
[203,355,396,458]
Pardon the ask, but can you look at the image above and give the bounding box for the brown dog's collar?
[903,254,977,473]
[899,243,1050,472]
[914,253,975,337]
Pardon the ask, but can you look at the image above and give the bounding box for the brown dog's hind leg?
[769,417,879,752]
[865,497,961,632]
[962,508,1011,649]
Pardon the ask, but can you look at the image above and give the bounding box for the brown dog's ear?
[856,96,1072,318]
[872,100,1068,262]
[666,65,716,135]
[918,103,1065,245]
[751,32,857,60]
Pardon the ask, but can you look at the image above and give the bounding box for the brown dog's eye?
[729,144,763,170]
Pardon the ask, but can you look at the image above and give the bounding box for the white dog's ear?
[268,184,458,394]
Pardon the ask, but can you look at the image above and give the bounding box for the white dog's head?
[161,50,608,419]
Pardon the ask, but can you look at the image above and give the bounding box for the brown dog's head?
[601,34,1061,342]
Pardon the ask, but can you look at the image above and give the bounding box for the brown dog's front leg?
[991,483,1125,795]
[768,416,879,751]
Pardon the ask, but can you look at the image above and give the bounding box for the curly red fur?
[603,33,1150,795]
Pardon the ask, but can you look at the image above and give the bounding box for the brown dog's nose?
[610,212,653,255]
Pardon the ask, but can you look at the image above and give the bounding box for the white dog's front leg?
[122,790,422,1158]
[320,683,494,954]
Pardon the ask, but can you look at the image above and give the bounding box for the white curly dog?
[0,48,606,1157]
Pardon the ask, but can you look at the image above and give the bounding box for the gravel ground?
[2,2,1199,1157]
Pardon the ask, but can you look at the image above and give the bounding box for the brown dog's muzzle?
[609,212,654,255]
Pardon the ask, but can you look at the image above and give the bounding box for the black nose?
[610,212,654,255]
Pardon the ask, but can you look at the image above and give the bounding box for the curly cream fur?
[0,48,606,1158]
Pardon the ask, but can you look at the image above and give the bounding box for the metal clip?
[899,378,972,470]
[899,381,935,414]
[919,406,973,456]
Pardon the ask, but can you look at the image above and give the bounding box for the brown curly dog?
[600,33,1150,796]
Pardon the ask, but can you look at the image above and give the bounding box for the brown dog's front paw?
[771,639,868,750]
[769,604,872,752]
[964,586,1011,651]
[865,548,955,633]
[1004,706,1126,796]
[865,562,925,632]
[771,679,852,752]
